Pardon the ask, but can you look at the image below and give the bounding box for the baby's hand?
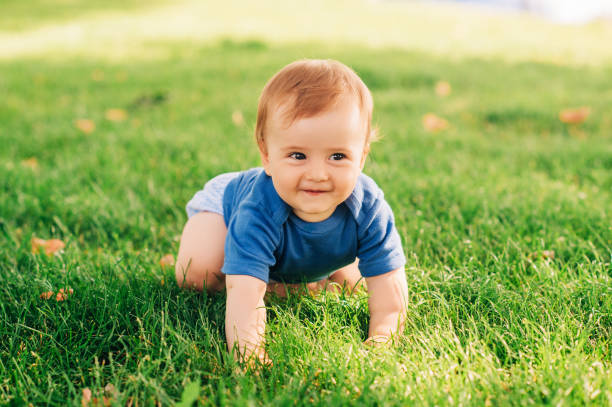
[364,335,391,347]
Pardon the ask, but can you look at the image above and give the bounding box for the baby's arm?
[364,267,408,344]
[225,275,267,362]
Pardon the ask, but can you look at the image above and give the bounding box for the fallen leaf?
[541,250,555,260]
[82,388,92,407]
[21,157,39,170]
[105,108,127,122]
[45,239,66,255]
[81,387,113,407]
[159,254,175,269]
[56,287,74,302]
[40,291,54,300]
[559,107,590,124]
[232,110,244,126]
[422,113,449,132]
[435,81,452,97]
[104,383,116,398]
[528,250,555,261]
[31,237,65,255]
[75,119,95,134]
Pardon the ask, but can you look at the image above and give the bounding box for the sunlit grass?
[0,0,165,32]
[1,0,611,404]
[1,39,611,405]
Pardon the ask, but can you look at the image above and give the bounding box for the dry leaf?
[82,388,92,407]
[81,387,112,407]
[528,250,555,261]
[104,384,116,395]
[31,238,46,254]
[159,254,175,269]
[541,250,555,260]
[31,237,65,256]
[559,107,590,124]
[45,239,66,255]
[40,291,54,300]
[435,81,452,97]
[21,157,39,170]
[422,113,449,132]
[56,287,74,302]
[75,119,95,134]
[105,108,127,122]
[232,110,244,126]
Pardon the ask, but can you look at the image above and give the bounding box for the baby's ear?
[258,140,271,175]
[360,143,371,170]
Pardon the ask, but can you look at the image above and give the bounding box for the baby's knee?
[175,212,227,292]
[175,256,225,293]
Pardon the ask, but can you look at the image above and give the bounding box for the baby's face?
[260,99,369,222]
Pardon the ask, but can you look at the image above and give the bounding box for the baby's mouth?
[302,189,328,195]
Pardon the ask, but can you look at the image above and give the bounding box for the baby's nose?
[305,161,329,181]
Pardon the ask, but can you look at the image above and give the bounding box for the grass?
[0,0,164,32]
[1,2,611,406]
[2,0,612,65]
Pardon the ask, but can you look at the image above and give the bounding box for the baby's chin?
[291,207,336,223]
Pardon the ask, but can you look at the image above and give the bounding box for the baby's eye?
[330,153,345,161]
[289,152,306,160]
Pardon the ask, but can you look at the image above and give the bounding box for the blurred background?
[427,0,612,24]
[1,0,612,65]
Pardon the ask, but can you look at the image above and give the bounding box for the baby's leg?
[175,211,226,293]
[266,259,364,298]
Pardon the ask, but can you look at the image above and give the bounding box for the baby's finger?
[364,335,391,347]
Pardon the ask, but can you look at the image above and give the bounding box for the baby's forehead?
[269,96,365,129]
[266,101,368,149]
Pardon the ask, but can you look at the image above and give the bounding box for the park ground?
[0,0,611,405]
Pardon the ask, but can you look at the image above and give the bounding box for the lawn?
[1,1,611,406]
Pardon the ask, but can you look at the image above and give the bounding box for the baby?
[175,59,408,363]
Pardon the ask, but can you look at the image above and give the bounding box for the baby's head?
[254,59,377,222]
[255,59,377,151]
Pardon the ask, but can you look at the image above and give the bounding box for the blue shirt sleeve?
[355,183,406,278]
[222,200,281,284]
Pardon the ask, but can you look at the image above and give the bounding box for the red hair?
[255,59,377,149]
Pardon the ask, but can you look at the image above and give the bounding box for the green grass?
[0,0,165,32]
[1,16,611,407]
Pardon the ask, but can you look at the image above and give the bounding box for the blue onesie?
[186,168,405,284]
